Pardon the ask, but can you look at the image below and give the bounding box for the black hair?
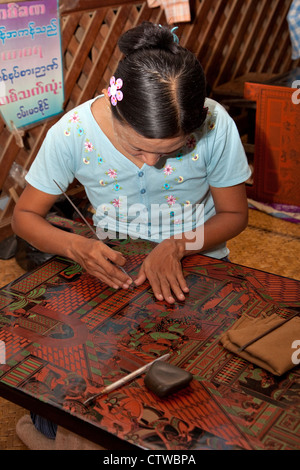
[110,22,207,139]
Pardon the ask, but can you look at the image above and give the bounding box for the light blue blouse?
[25,96,251,259]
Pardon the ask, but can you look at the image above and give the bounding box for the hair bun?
[118,21,179,56]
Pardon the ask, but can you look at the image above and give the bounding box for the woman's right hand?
[12,184,133,290]
[68,236,133,290]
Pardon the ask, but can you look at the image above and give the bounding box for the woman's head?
[109,22,207,140]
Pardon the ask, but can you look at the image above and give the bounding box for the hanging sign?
[0,0,64,131]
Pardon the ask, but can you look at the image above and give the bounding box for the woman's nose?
[141,153,161,166]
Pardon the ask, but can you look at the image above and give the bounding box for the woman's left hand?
[134,239,189,304]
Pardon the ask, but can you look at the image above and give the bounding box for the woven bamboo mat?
[0,261,27,449]
[0,258,25,290]
[228,208,300,281]
[0,207,299,450]
[0,401,29,450]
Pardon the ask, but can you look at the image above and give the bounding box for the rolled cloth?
[220,313,300,376]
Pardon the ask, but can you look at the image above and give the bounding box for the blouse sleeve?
[204,102,252,188]
[25,123,76,195]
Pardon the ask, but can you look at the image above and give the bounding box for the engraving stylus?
[83,353,170,405]
[53,179,136,287]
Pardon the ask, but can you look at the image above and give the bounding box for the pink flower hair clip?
[107,76,123,106]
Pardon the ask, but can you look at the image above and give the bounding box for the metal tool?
[83,353,170,405]
[53,179,136,287]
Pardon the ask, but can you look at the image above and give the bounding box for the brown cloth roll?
[220,313,300,376]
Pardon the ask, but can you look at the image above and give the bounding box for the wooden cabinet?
[244,71,300,205]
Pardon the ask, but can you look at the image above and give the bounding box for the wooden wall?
[0,0,299,240]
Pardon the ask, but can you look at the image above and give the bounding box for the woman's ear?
[102,88,110,105]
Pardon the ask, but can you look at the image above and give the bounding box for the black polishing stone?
[144,361,193,398]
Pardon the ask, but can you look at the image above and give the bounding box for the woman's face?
[112,117,187,166]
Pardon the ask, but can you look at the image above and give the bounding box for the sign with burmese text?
[0,0,64,130]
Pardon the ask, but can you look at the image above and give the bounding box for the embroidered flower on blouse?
[114,184,121,191]
[99,180,107,186]
[176,176,184,183]
[107,76,123,106]
[83,157,90,164]
[192,154,199,161]
[164,164,175,176]
[166,195,177,206]
[112,198,121,208]
[107,169,117,179]
[176,152,183,160]
[78,127,84,136]
[99,204,111,217]
[84,140,94,152]
[185,200,191,206]
[69,111,80,123]
[163,183,170,190]
[174,219,182,226]
[64,129,70,136]
[97,156,104,164]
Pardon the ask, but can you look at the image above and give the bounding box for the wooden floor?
[0,207,299,450]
